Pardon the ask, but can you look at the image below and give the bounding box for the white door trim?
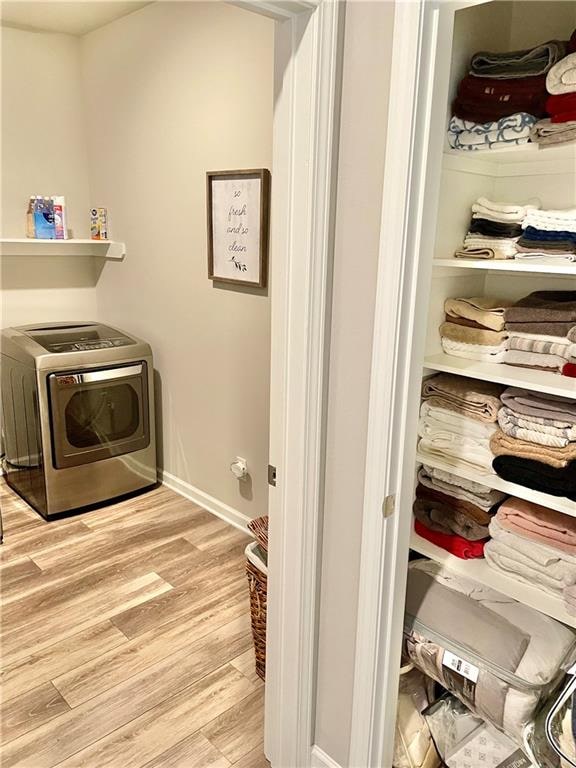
[348,2,479,766]
[348,3,426,763]
[266,2,343,766]
[233,2,344,767]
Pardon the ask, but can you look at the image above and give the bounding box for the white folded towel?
[472,197,539,223]
[523,207,576,233]
[441,337,508,363]
[485,518,576,594]
[514,252,576,263]
[418,402,497,474]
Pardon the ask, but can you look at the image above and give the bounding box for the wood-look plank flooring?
[0,481,270,768]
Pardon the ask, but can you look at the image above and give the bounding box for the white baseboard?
[311,746,343,768]
[159,469,252,534]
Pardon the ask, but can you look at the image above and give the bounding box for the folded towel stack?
[484,498,576,614]
[532,48,576,146]
[441,295,513,361]
[418,374,503,478]
[491,387,576,500]
[503,291,576,373]
[413,465,508,559]
[448,38,568,151]
[515,208,576,264]
[454,197,538,260]
[447,113,537,152]
[418,464,507,516]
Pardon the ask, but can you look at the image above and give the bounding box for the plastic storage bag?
[525,671,576,768]
[393,662,440,768]
[404,560,576,739]
[424,694,532,767]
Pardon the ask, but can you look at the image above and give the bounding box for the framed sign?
[207,168,271,288]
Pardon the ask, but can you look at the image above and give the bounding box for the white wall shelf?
[443,142,576,178]
[416,452,576,519]
[0,238,125,259]
[424,353,576,400]
[433,258,576,276]
[410,530,575,628]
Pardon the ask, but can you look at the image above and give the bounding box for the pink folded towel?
[497,497,576,555]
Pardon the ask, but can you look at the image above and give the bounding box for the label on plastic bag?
[442,650,480,683]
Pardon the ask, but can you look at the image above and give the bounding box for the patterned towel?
[501,386,576,424]
[498,407,576,448]
[509,334,574,359]
[447,113,537,151]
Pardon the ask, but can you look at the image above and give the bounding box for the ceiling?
[0,2,153,36]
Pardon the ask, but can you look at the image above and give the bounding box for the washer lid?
[21,323,135,353]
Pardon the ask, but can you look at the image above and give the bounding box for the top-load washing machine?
[1,322,157,519]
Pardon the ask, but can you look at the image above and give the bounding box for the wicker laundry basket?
[246,515,269,681]
[246,541,267,680]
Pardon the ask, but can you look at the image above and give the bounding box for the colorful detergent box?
[446,724,532,768]
[90,207,108,240]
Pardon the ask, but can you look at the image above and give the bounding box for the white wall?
[80,2,274,519]
[1,26,95,327]
[509,0,576,48]
[314,2,396,764]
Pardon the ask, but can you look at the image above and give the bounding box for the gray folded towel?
[470,40,567,79]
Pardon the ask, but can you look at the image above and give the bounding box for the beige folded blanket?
[445,296,512,332]
[546,52,576,95]
[490,428,576,469]
[440,321,508,346]
[422,373,504,423]
[530,119,576,146]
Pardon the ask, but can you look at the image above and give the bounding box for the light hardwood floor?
[0,481,270,768]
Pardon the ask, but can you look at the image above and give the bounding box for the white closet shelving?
[424,354,576,398]
[443,142,576,176]
[433,258,576,275]
[0,238,125,259]
[409,1,576,631]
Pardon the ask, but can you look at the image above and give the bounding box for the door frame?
[232,2,344,766]
[348,2,489,766]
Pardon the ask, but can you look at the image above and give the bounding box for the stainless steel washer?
[1,322,157,519]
